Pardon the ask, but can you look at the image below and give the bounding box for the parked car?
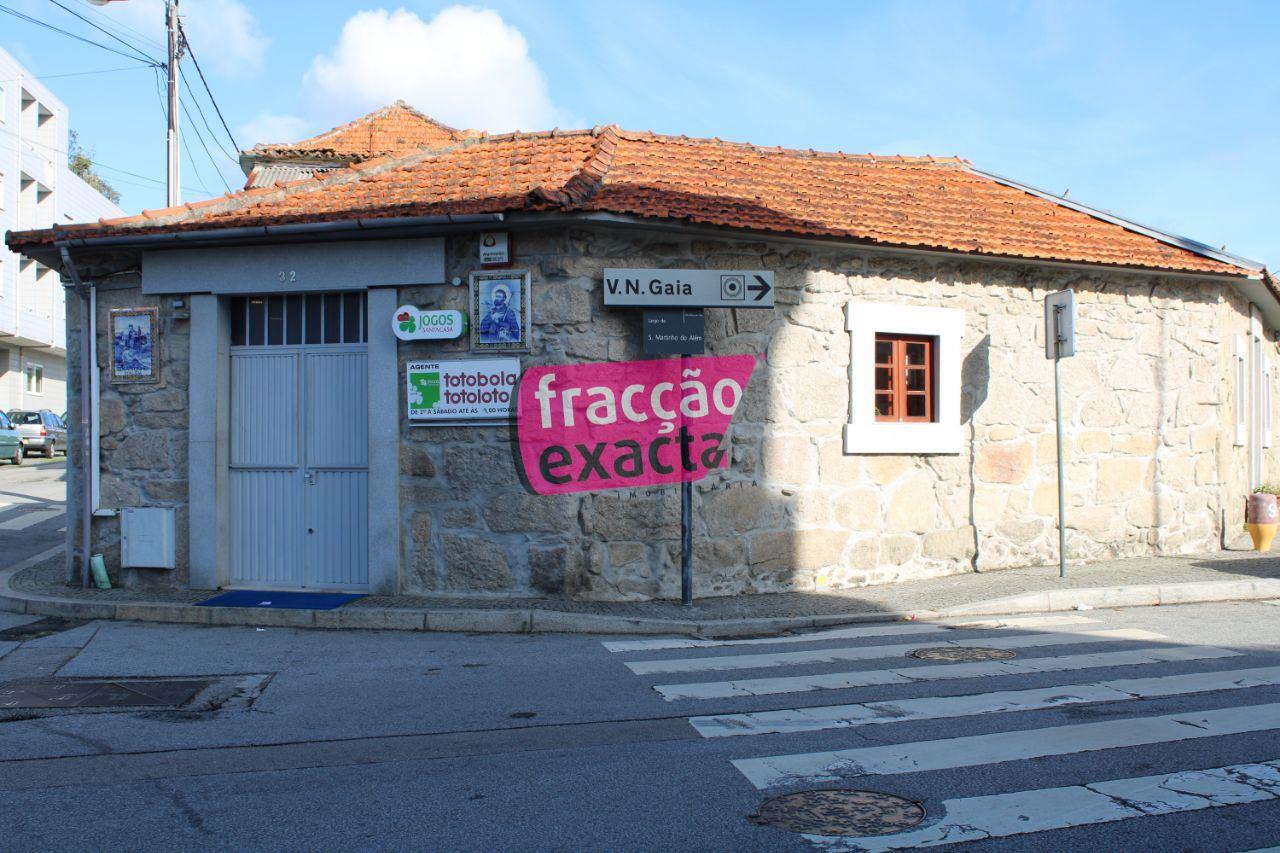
[0,411,22,465]
[6,409,67,458]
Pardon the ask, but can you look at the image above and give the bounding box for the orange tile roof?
[8,124,1255,277]
[246,101,474,161]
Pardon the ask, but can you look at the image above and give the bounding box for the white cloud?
[301,6,566,133]
[236,113,314,148]
[94,0,269,75]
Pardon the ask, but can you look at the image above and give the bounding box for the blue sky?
[3,0,1277,266]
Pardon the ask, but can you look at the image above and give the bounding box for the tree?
[67,130,121,205]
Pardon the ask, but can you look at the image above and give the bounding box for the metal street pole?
[1053,305,1067,579]
[166,0,180,207]
[680,351,693,605]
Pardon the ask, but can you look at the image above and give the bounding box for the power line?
[73,0,165,51]
[177,21,240,153]
[179,96,231,194]
[0,3,162,66]
[180,69,236,162]
[0,122,208,194]
[0,64,152,84]
[46,0,159,65]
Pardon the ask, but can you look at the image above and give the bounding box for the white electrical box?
[121,507,176,569]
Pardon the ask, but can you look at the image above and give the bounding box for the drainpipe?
[57,246,92,589]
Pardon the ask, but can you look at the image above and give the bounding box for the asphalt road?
[2,597,1280,851]
[0,457,66,571]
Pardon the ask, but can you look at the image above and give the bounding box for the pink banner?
[517,355,758,495]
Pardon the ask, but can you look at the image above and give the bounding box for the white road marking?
[653,645,1240,700]
[733,702,1280,789]
[0,508,62,531]
[801,759,1280,852]
[601,614,1099,653]
[627,628,1166,675]
[691,665,1280,737]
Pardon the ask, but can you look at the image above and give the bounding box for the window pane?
[875,393,894,418]
[343,292,362,343]
[323,294,342,343]
[906,394,926,418]
[875,367,893,391]
[247,297,265,346]
[305,295,322,344]
[229,297,245,346]
[905,342,927,366]
[267,295,285,346]
[285,295,303,345]
[874,340,893,364]
[906,368,926,391]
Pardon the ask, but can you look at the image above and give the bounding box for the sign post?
[1044,290,1075,579]
[603,269,774,606]
[680,351,694,606]
[642,310,706,605]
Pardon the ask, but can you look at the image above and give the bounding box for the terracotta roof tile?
[7,122,1253,276]
[246,101,474,161]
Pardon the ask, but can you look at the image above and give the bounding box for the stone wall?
[63,225,1278,600]
[394,227,1278,600]
[66,275,192,589]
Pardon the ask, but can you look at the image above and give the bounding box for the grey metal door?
[229,293,369,589]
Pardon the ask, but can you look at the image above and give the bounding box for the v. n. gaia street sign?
[603,269,774,308]
[392,306,467,341]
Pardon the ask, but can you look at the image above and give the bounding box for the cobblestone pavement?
[11,549,1280,620]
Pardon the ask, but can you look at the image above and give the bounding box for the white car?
[6,410,67,458]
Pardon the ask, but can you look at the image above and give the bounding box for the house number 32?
[277,270,297,283]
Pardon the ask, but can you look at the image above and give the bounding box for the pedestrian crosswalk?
[0,507,62,531]
[604,614,1280,849]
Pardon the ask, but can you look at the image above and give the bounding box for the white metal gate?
[228,293,369,589]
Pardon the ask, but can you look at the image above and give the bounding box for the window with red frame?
[874,334,935,422]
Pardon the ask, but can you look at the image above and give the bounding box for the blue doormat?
[196,590,365,610]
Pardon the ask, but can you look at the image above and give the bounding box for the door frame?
[187,288,401,594]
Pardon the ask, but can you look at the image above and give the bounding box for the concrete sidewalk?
[3,549,1280,636]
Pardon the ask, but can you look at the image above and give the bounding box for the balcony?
[0,300,15,337]
[19,144,53,190]
[10,309,58,351]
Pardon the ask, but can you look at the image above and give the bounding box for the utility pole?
[165,0,180,207]
[86,0,180,204]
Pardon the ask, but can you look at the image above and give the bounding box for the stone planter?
[1247,493,1279,552]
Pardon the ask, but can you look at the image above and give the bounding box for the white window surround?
[844,301,964,455]
[1265,355,1273,450]
[25,363,43,395]
[1234,333,1247,447]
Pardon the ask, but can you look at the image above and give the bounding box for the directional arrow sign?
[603,269,776,309]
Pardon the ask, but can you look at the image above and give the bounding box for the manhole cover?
[0,618,86,642]
[910,646,1016,662]
[749,789,925,836]
[0,679,210,709]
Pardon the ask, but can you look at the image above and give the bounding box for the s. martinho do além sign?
[516,355,758,494]
[407,358,519,421]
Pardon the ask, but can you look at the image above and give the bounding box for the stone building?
[6,112,1278,601]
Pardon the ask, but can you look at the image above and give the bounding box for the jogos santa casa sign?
[392,305,467,341]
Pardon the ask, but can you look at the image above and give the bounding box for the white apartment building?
[0,48,123,417]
